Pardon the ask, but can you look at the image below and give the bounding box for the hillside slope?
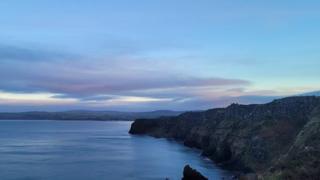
[0,110,182,121]
[129,96,320,179]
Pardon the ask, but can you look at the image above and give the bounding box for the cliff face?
[268,105,320,179]
[182,165,208,180]
[129,96,320,179]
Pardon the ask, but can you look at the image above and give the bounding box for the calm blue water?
[0,120,231,180]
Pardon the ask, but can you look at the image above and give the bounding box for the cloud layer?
[3,43,315,112]
[0,44,267,111]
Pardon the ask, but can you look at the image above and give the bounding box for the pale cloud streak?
[0,44,252,110]
[0,43,316,111]
[0,91,78,105]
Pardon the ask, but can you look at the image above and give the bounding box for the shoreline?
[130,133,240,178]
[129,96,320,179]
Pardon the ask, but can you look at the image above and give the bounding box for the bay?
[0,120,231,180]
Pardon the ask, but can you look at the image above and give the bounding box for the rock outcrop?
[129,96,320,179]
[182,165,208,180]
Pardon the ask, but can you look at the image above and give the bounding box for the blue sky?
[0,0,319,111]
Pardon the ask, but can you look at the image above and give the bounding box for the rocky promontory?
[182,165,208,180]
[129,96,320,179]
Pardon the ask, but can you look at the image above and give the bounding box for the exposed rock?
[129,96,320,179]
[182,165,208,180]
[238,173,258,180]
[264,105,320,179]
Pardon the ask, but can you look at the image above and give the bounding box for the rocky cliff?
[129,96,320,179]
[182,165,208,180]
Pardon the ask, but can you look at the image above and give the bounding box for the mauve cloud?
[0,45,250,96]
[0,44,267,111]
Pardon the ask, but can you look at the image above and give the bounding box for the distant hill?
[299,90,320,96]
[0,110,183,121]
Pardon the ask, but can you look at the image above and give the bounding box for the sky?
[0,0,320,112]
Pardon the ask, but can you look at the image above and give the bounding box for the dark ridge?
[182,165,208,180]
[129,96,320,179]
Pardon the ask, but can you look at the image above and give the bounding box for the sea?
[0,120,232,180]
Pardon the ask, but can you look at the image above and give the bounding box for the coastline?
[129,96,320,179]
